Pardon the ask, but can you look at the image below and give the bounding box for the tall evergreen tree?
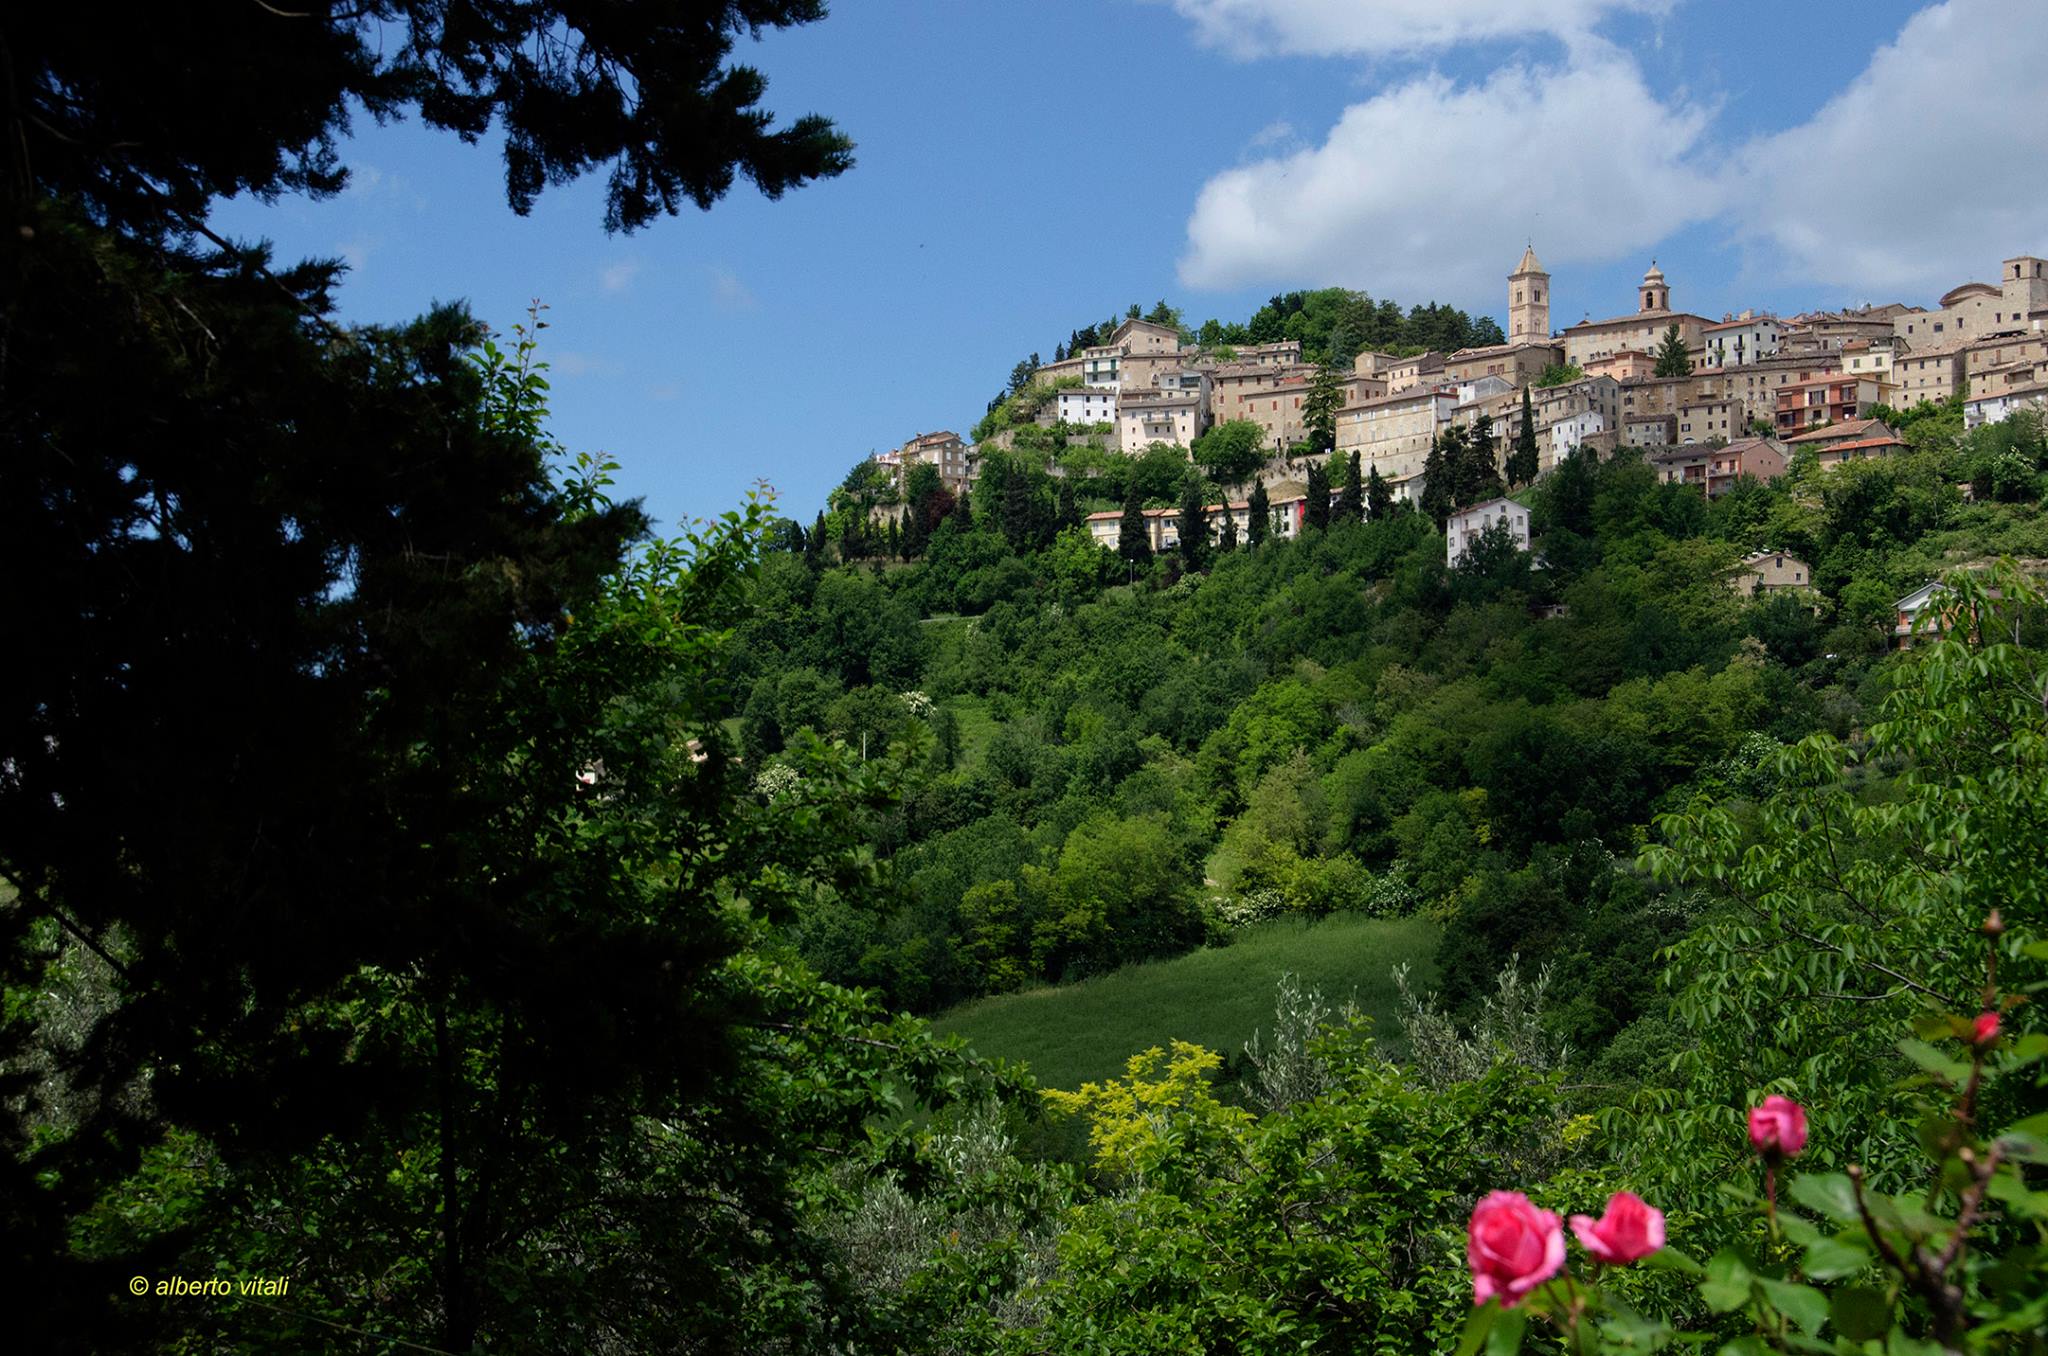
[1366,464,1392,522]
[1118,485,1152,566]
[1178,476,1209,571]
[885,516,901,560]
[806,511,828,569]
[902,502,929,558]
[1508,385,1541,487]
[1056,480,1081,533]
[1337,451,1364,522]
[840,511,864,561]
[1217,507,1239,554]
[1653,323,1692,378]
[1247,479,1271,547]
[1303,364,1344,455]
[1420,436,1453,529]
[1000,463,1035,550]
[1304,462,1331,532]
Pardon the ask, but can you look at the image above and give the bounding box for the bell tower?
[1639,261,1669,313]
[1509,244,1549,343]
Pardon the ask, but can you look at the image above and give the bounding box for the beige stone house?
[1382,351,1446,394]
[1676,394,1747,444]
[1337,387,1459,485]
[1211,362,1317,451]
[1732,551,1813,598]
[1117,388,1205,451]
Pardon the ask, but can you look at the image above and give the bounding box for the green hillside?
[932,914,1438,1094]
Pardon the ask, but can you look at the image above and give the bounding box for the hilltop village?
[849,249,2048,578]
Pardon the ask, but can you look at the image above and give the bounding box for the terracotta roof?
[1819,436,1906,454]
[1785,418,1889,444]
[1703,315,1780,331]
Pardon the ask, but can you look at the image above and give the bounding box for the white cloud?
[709,267,759,311]
[599,259,643,294]
[1733,0,2048,297]
[1178,42,1723,302]
[1175,0,2048,310]
[552,351,621,378]
[1160,0,1668,59]
[338,237,375,271]
[647,380,682,401]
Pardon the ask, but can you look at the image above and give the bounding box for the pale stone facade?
[1676,394,1747,444]
[896,431,976,495]
[1111,317,1183,356]
[1337,388,1459,484]
[1733,551,1813,597]
[1893,339,1968,408]
[1445,340,1562,388]
[1117,388,1205,450]
[1896,256,2048,345]
[1458,376,1621,474]
[1382,351,1446,395]
[1212,362,1317,452]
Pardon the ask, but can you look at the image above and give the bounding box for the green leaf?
[1486,1306,1528,1356]
[1456,1301,1501,1356]
[1787,1173,1860,1224]
[1643,1245,1705,1277]
[1802,1235,1871,1280]
[1718,1338,1770,1356]
[1898,1038,1972,1085]
[1831,1287,1891,1342]
[1702,1249,1753,1313]
[1886,1327,1945,1356]
[1759,1277,1830,1335]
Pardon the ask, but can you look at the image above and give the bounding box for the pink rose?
[1974,1012,2000,1046]
[1748,1094,1808,1157]
[1468,1191,1566,1307]
[1569,1191,1666,1265]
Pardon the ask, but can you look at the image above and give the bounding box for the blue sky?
[209,0,2047,530]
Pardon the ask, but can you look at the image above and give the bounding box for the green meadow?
[932,913,1440,1094]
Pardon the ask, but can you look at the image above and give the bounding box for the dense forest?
[7,3,2048,1354]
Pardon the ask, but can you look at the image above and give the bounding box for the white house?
[1550,410,1607,462]
[1446,497,1531,565]
[1052,386,1119,426]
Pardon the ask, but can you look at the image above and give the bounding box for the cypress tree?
[1247,479,1271,547]
[1337,450,1363,522]
[902,504,929,558]
[885,517,901,559]
[1000,464,1034,550]
[1178,475,1208,571]
[1056,480,1081,532]
[1653,323,1692,377]
[1217,506,1238,554]
[1304,462,1330,532]
[1508,385,1541,487]
[806,511,827,569]
[1420,436,1452,530]
[1118,485,1151,565]
[1365,464,1392,522]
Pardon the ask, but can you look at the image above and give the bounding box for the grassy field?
[932,913,1440,1095]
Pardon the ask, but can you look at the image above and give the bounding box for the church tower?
[1509,244,1549,343]
[1639,261,1669,314]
